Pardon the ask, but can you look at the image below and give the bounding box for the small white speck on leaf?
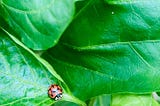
[112,12,114,14]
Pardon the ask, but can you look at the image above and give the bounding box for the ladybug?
[48,84,63,100]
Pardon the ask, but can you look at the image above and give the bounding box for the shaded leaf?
[75,0,89,13]
[43,39,160,101]
[0,0,75,50]
[88,94,111,106]
[42,0,160,101]
[61,0,160,47]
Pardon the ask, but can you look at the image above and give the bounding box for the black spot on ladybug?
[48,84,63,100]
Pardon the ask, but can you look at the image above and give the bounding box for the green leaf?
[42,39,160,101]
[41,0,160,101]
[0,30,86,106]
[75,0,89,13]
[88,94,111,106]
[61,0,160,47]
[111,94,160,106]
[0,30,58,105]
[0,0,75,50]
[53,101,79,106]
[0,13,7,28]
[42,1,160,97]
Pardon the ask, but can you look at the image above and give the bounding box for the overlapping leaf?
[0,0,75,50]
[1,0,160,105]
[42,0,160,101]
[61,0,160,47]
[88,94,111,106]
[0,30,62,106]
[43,42,160,101]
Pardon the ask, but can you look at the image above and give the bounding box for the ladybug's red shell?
[48,84,63,100]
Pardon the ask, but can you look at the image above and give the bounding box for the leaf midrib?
[1,27,64,83]
[62,40,158,79]
[62,40,160,51]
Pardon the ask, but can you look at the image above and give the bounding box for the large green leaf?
[42,42,160,101]
[0,30,86,106]
[111,94,160,106]
[42,0,160,101]
[0,30,57,105]
[0,0,75,50]
[61,0,160,47]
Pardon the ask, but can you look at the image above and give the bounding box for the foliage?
[0,0,160,106]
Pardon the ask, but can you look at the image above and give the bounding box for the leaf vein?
[128,42,154,69]
[1,71,46,90]
[1,0,55,14]
[49,55,121,81]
